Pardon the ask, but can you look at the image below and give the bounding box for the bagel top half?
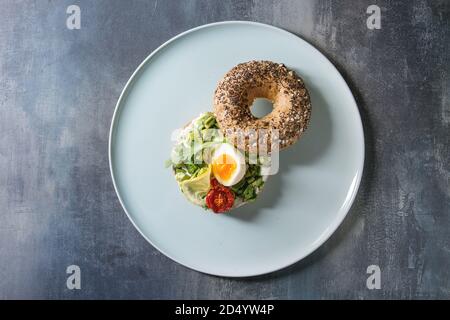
[213,60,311,152]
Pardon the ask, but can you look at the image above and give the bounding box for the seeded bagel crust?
[213,60,312,152]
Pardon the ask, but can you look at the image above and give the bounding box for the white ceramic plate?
[109,21,364,277]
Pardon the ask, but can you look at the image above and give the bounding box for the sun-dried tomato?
[206,179,234,213]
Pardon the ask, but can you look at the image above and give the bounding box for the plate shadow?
[226,59,375,281]
[225,80,332,222]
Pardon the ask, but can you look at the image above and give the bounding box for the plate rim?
[108,20,365,277]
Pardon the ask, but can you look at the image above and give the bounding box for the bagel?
[169,112,269,213]
[213,60,311,152]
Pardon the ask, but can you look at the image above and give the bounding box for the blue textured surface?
[0,0,449,299]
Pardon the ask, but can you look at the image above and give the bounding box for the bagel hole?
[250,98,273,118]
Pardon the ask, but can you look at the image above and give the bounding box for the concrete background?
[0,0,449,299]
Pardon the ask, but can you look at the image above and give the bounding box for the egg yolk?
[212,153,237,182]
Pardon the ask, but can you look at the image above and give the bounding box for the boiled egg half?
[211,143,246,186]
